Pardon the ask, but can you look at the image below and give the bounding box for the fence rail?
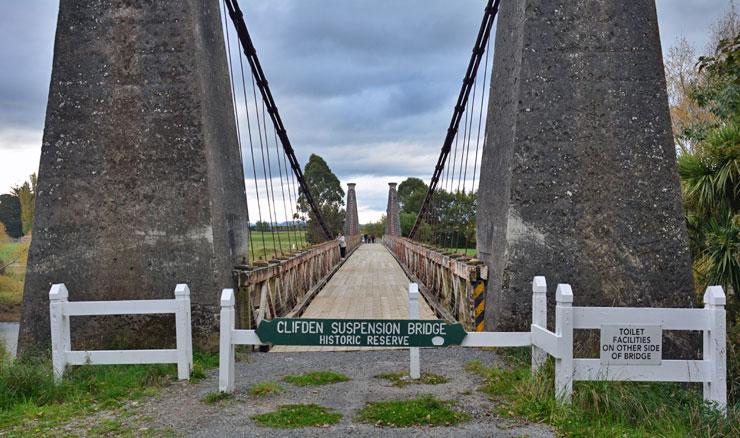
[49,283,193,381]
[383,236,485,329]
[232,236,362,329]
[530,278,727,411]
[217,278,728,414]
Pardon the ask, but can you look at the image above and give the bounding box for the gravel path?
[124,348,555,437]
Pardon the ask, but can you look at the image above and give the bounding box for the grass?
[249,381,283,397]
[466,348,739,437]
[374,371,449,387]
[0,238,28,321]
[282,371,350,387]
[248,229,309,262]
[0,351,219,435]
[253,404,342,428]
[200,391,233,404]
[356,395,469,427]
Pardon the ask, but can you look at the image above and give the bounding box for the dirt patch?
[0,303,20,322]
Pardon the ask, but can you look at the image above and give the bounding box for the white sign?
[600,325,662,365]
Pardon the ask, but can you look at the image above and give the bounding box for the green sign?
[256,318,467,347]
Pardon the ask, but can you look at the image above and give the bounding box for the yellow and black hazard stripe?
[472,280,486,332]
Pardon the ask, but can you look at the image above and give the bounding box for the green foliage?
[249,381,283,397]
[0,356,173,431]
[362,215,385,238]
[374,371,449,387]
[0,350,218,432]
[356,395,469,427]
[397,177,428,214]
[677,31,740,329]
[296,154,345,243]
[200,391,233,404]
[423,190,477,250]
[189,351,219,382]
[282,371,350,387]
[0,194,22,239]
[466,359,738,437]
[253,404,342,428]
[695,34,740,120]
[399,212,417,237]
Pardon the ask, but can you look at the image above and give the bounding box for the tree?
[253,221,271,232]
[665,38,714,152]
[397,177,428,214]
[0,194,22,238]
[296,154,345,243]
[677,31,739,322]
[11,173,36,235]
[397,177,428,236]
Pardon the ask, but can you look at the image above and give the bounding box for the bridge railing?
[232,236,362,329]
[383,235,486,330]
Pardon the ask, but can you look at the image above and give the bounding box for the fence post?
[174,284,192,380]
[531,276,547,375]
[409,283,420,379]
[555,284,574,403]
[702,286,727,412]
[49,283,70,381]
[219,289,236,393]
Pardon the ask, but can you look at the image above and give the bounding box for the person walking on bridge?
[337,233,347,258]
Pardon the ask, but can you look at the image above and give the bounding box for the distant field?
[248,229,310,261]
[0,239,28,321]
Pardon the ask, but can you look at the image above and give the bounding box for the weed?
[200,391,233,404]
[0,349,219,433]
[467,358,739,437]
[249,381,283,397]
[253,404,341,428]
[374,371,449,387]
[357,394,469,427]
[282,371,349,386]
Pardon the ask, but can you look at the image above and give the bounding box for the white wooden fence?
[217,281,727,413]
[529,276,727,411]
[219,288,263,392]
[49,283,193,381]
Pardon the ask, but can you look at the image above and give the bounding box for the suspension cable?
[409,0,500,239]
[223,0,333,240]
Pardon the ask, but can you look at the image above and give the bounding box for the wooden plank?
[271,244,436,353]
[64,300,176,316]
[573,359,708,382]
[573,307,709,330]
[65,349,178,365]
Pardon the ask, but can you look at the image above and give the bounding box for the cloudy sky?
[0,0,732,223]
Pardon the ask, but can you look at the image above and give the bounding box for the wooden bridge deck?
[271,243,435,352]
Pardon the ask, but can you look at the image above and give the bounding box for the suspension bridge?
[18,0,694,356]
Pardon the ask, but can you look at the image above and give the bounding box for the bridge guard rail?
[383,236,486,330]
[232,237,362,329]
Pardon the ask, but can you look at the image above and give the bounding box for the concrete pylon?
[19,0,249,351]
[344,183,360,235]
[385,183,401,236]
[477,0,695,331]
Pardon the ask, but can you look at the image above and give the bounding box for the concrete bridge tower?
[477,0,695,331]
[344,183,360,236]
[385,183,401,237]
[19,0,250,351]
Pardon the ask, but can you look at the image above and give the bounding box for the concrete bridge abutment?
[477,0,695,333]
[19,0,249,352]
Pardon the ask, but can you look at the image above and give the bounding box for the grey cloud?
[0,0,732,217]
